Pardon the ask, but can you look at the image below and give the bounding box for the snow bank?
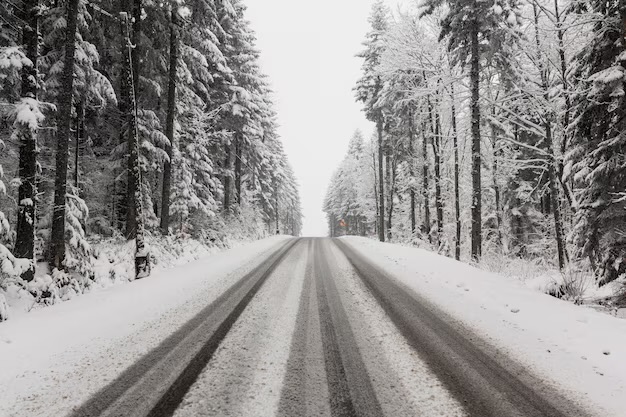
[0,236,290,416]
[0,232,269,321]
[341,236,626,417]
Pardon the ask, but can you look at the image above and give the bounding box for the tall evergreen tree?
[567,0,626,284]
[423,0,521,260]
[356,0,388,242]
[50,0,80,270]
[13,0,40,281]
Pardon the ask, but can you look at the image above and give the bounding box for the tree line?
[325,0,626,285]
[0,0,302,294]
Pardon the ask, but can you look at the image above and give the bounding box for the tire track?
[313,238,383,417]
[334,238,590,417]
[277,239,331,417]
[70,238,300,417]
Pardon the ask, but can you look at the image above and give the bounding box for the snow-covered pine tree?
[49,0,80,271]
[567,0,626,284]
[356,0,389,242]
[13,0,41,282]
[160,1,182,233]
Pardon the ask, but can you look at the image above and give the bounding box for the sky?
[246,0,410,236]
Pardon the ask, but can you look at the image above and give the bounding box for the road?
[70,237,590,417]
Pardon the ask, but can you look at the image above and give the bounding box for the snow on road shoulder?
[341,236,626,417]
[0,235,291,417]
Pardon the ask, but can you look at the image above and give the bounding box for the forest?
[324,0,626,294]
[0,0,302,318]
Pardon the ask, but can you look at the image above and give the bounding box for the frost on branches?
[567,1,626,285]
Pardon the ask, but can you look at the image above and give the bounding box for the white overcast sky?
[246,0,411,236]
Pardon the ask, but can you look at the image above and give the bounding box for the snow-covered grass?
[0,231,274,321]
[342,236,626,417]
[0,235,290,416]
[384,233,625,312]
[479,250,625,310]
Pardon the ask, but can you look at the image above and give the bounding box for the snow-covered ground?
[1,233,263,321]
[342,236,626,417]
[0,236,290,417]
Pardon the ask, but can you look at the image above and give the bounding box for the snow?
[589,66,625,85]
[174,238,307,417]
[0,236,290,416]
[341,236,626,417]
[327,242,466,416]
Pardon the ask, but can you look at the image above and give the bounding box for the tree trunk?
[470,21,482,261]
[15,0,39,280]
[451,82,461,261]
[385,147,392,240]
[430,94,444,242]
[545,123,568,269]
[387,149,398,241]
[121,9,150,278]
[223,142,232,212]
[372,146,379,238]
[274,180,279,234]
[132,0,141,95]
[491,106,503,248]
[554,0,574,208]
[235,132,242,205]
[421,122,431,242]
[50,0,80,270]
[408,108,416,236]
[533,3,568,270]
[377,116,385,242]
[73,100,84,191]
[160,5,178,234]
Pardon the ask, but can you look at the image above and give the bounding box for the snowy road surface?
[2,236,624,416]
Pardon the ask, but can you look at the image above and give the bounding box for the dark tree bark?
[386,146,398,241]
[120,8,150,278]
[470,21,482,261]
[533,3,568,270]
[490,106,503,248]
[160,5,178,234]
[14,0,40,280]
[385,146,392,240]
[545,123,568,269]
[372,146,379,238]
[131,0,141,93]
[223,142,232,212]
[235,132,242,205]
[450,83,461,261]
[376,116,385,242]
[124,0,143,238]
[74,100,84,190]
[421,121,431,243]
[430,94,444,242]
[553,0,574,209]
[408,108,416,236]
[50,0,80,270]
[273,178,279,234]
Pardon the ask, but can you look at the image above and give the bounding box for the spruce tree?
[50,0,80,271]
[568,0,626,283]
[13,0,40,281]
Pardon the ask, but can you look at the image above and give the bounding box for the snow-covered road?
[2,236,625,416]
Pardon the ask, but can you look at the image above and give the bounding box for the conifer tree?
[567,0,626,283]
[13,0,40,281]
[50,0,80,271]
[356,0,388,242]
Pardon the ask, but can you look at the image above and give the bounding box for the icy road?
[2,237,626,416]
